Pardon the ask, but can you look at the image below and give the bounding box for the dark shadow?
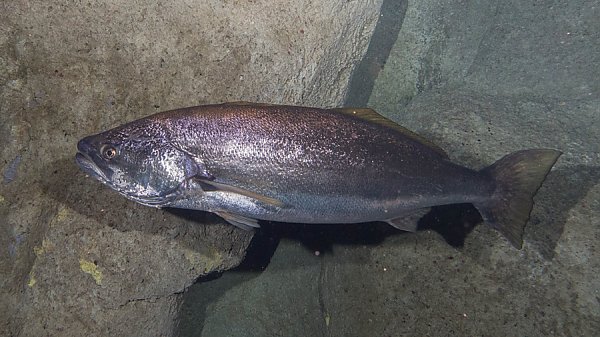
[228,206,479,273]
[164,207,216,227]
[235,203,480,268]
[43,157,165,231]
[176,228,281,337]
[177,271,229,337]
[344,0,408,107]
[164,208,283,273]
[419,204,482,247]
[254,221,395,254]
[46,156,200,231]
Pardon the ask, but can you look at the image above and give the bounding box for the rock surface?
[180,0,599,336]
[0,0,382,336]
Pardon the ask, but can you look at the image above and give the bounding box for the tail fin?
[473,149,561,248]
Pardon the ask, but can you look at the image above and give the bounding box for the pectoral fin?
[216,211,261,231]
[197,179,285,208]
[385,208,431,232]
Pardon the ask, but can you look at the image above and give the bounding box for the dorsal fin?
[332,107,449,158]
[222,101,277,107]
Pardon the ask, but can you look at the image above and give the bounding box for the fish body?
[76,102,560,247]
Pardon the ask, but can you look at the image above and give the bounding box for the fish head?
[75,119,199,207]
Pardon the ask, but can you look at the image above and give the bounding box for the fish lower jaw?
[76,153,110,182]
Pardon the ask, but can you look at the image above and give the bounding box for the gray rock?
[0,0,382,336]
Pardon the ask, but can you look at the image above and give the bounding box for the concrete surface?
[0,0,382,336]
[179,0,599,336]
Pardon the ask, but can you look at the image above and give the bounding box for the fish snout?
[77,137,96,155]
[75,136,111,182]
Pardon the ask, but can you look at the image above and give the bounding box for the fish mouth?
[76,137,109,182]
[75,152,110,183]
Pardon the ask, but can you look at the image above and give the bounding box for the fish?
[75,102,561,248]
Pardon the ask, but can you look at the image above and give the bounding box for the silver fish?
[76,102,560,248]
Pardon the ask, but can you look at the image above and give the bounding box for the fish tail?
[473,149,561,248]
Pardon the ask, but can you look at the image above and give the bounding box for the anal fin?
[385,208,431,232]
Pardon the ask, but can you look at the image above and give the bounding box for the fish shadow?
[44,157,152,226]
[223,204,480,274]
[344,0,408,106]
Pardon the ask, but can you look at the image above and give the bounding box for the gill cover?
[77,121,201,206]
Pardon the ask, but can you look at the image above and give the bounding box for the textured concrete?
[0,1,382,336]
[180,0,598,336]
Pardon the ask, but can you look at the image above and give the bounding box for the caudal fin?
[473,149,561,248]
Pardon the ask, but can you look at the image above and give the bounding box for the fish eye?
[101,145,118,160]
